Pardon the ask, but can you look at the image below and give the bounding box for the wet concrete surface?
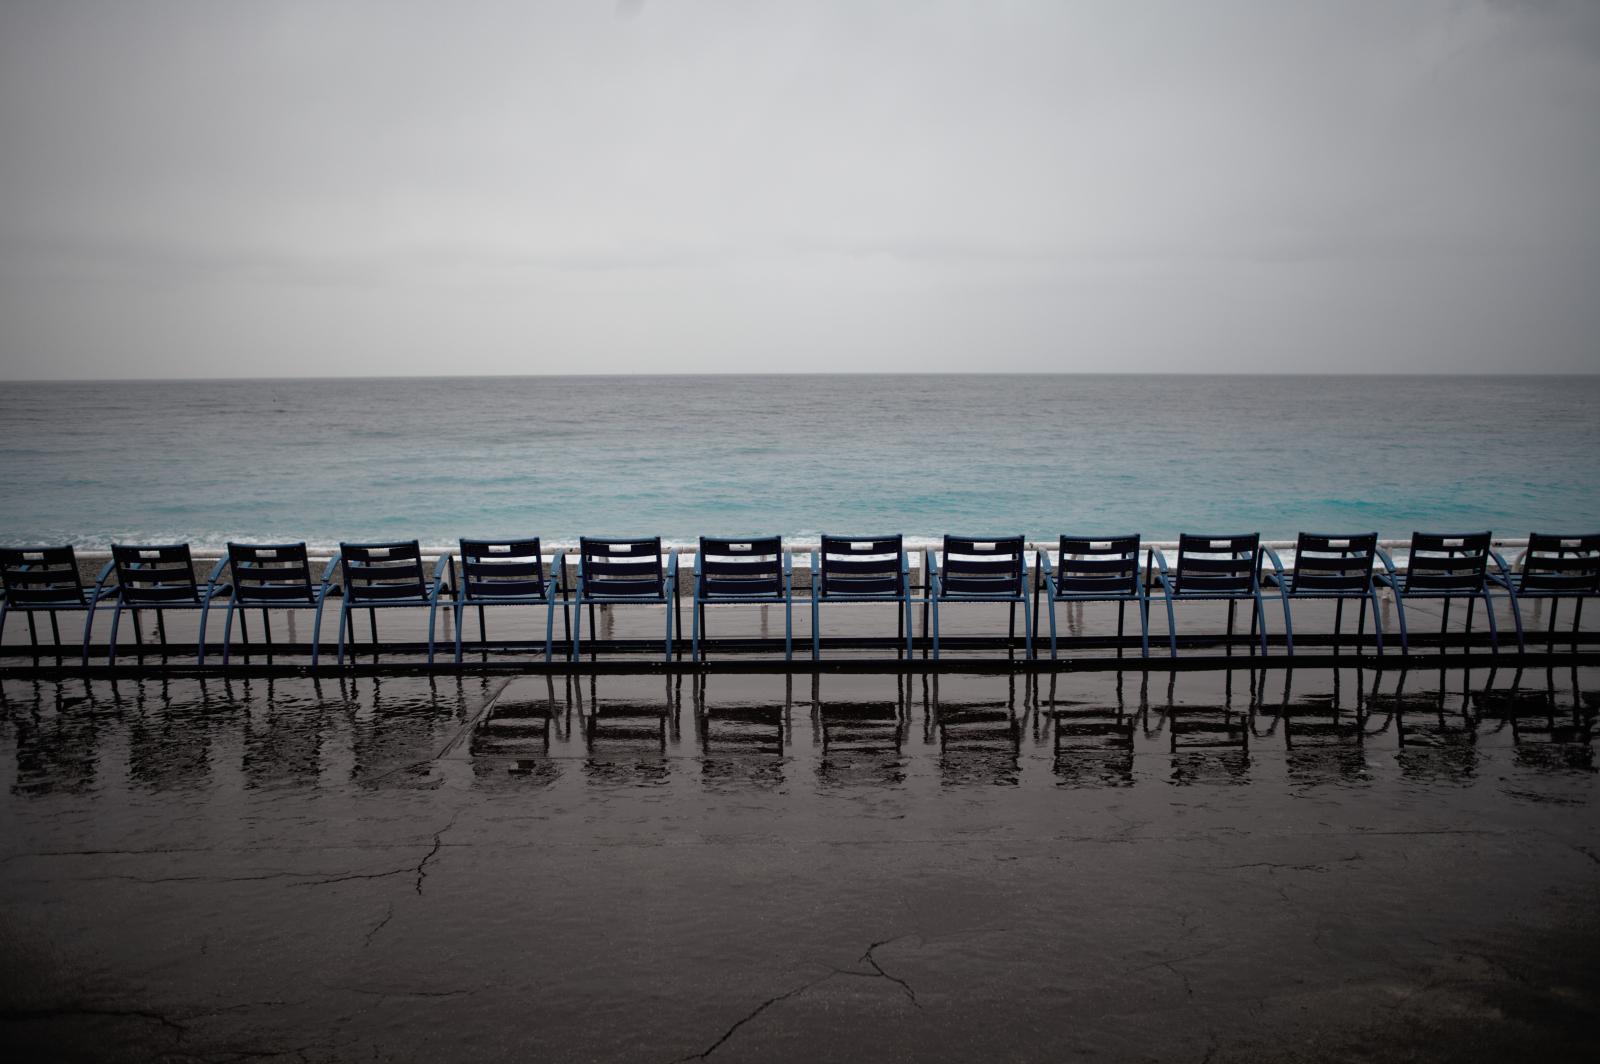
[2,666,1598,1062]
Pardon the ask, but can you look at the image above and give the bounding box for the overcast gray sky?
[1,0,1596,378]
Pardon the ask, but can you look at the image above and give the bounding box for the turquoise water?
[0,374,1595,549]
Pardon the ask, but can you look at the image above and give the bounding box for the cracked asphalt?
[1,665,1597,1062]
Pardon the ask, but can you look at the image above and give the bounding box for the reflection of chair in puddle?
[1149,671,1252,784]
[692,676,787,788]
[1042,673,1138,787]
[344,676,456,789]
[472,676,564,787]
[237,678,325,789]
[928,675,1022,786]
[1474,676,1596,770]
[1365,670,1479,783]
[6,683,100,795]
[122,679,218,791]
[813,677,908,786]
[1264,670,1372,785]
[578,676,673,785]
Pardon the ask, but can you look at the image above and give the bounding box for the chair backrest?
[339,541,427,603]
[1402,532,1490,593]
[1290,532,1378,594]
[460,538,546,601]
[0,545,87,607]
[579,537,665,598]
[1054,535,1140,596]
[1175,533,1261,594]
[941,535,1024,596]
[819,535,905,598]
[698,536,783,599]
[1519,532,1600,594]
[112,543,199,604]
[227,542,314,604]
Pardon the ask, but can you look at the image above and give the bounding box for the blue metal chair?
[209,542,339,665]
[1033,535,1148,659]
[1261,532,1385,656]
[454,537,569,663]
[0,545,117,666]
[925,535,1031,659]
[572,537,679,662]
[811,535,914,660]
[692,536,792,661]
[1148,534,1269,658]
[1375,531,1500,654]
[334,541,451,665]
[106,543,231,665]
[1490,532,1599,653]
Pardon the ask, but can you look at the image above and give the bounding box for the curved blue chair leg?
[426,597,441,665]
[1391,593,1410,654]
[336,598,351,665]
[545,594,557,661]
[0,605,8,659]
[1278,588,1295,656]
[1163,594,1178,658]
[1481,587,1500,653]
[1047,595,1059,659]
[664,593,675,663]
[81,597,103,668]
[454,601,466,664]
[197,596,219,666]
[221,598,240,666]
[1021,592,1034,659]
[904,593,914,659]
[571,594,584,662]
[310,596,328,667]
[106,599,125,666]
[691,594,702,662]
[811,594,821,661]
[1501,585,1525,654]
[1138,596,1150,658]
[1366,586,1385,655]
[1254,591,1268,656]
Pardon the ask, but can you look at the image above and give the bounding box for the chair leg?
[1573,599,1585,655]
[310,596,328,667]
[221,598,239,666]
[904,594,914,660]
[1480,588,1500,653]
[1367,587,1385,655]
[1357,598,1367,654]
[545,596,557,661]
[692,595,702,662]
[49,610,62,666]
[664,593,674,663]
[571,596,583,662]
[811,595,821,661]
[1545,599,1558,655]
[1163,594,1178,658]
[1022,592,1033,660]
[261,609,273,663]
[931,596,941,661]
[1254,592,1268,656]
[1116,601,1126,659]
[784,596,793,662]
[1048,595,1059,660]
[1225,600,1236,657]
[1008,600,1017,658]
[337,600,351,665]
[1391,592,1410,654]
[1333,598,1344,653]
[107,600,125,666]
[1138,597,1150,659]
[454,602,465,664]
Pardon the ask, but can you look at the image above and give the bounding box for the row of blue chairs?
[1,531,1595,666]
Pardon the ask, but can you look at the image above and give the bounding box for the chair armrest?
[1374,548,1401,587]
[1148,548,1173,594]
[430,553,455,601]
[91,559,117,601]
[1261,547,1287,587]
[201,556,231,602]
[1488,550,1516,589]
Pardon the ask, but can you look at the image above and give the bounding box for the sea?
[1,374,1596,551]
